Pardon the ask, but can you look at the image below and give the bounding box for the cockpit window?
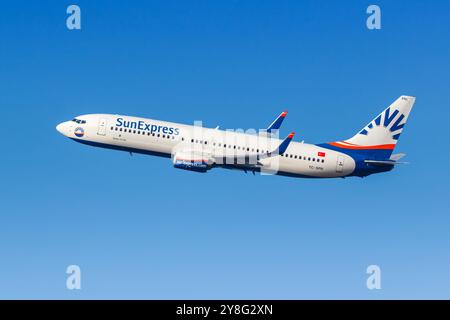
[71,118,86,124]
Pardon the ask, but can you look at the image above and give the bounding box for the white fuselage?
[56,114,356,178]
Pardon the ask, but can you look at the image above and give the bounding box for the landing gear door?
[336,155,344,173]
[97,118,107,136]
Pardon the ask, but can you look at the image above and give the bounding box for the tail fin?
[346,95,415,146]
[328,96,415,159]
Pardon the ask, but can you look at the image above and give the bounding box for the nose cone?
[56,121,71,136]
[56,122,64,134]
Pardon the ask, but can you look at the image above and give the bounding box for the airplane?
[56,95,415,178]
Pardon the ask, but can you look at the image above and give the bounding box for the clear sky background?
[0,0,449,299]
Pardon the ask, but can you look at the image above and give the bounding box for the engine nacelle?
[172,151,213,173]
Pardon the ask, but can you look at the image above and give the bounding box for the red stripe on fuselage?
[329,142,395,150]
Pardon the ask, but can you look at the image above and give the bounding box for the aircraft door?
[97,118,107,136]
[336,155,344,173]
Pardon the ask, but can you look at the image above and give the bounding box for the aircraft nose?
[56,122,66,135]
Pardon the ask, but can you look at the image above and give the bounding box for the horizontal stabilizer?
[364,159,408,166]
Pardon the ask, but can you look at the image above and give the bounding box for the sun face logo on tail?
[359,106,406,141]
[342,95,415,148]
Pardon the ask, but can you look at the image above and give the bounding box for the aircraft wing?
[217,132,295,164]
[171,132,295,171]
[364,153,408,166]
[258,131,295,159]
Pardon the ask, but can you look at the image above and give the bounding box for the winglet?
[276,132,295,155]
[267,110,288,133]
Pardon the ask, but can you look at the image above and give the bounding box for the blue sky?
[0,0,449,299]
